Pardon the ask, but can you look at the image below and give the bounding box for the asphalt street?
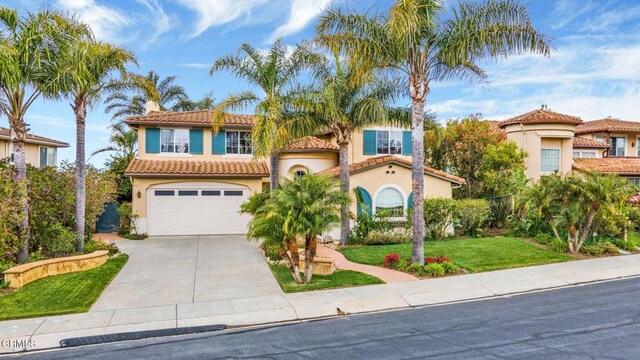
[13,277,640,359]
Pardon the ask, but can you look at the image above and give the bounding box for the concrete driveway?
[91,235,283,311]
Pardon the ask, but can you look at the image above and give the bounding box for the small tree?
[244,175,349,284]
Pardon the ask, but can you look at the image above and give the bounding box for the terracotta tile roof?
[573,137,610,149]
[573,158,640,176]
[485,120,504,133]
[316,155,465,184]
[0,127,69,147]
[125,158,269,177]
[575,118,640,134]
[499,109,583,127]
[125,110,254,128]
[281,136,339,152]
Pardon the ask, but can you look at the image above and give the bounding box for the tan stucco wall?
[279,152,338,180]
[324,128,412,164]
[0,140,7,159]
[577,133,640,156]
[504,123,575,181]
[0,140,53,167]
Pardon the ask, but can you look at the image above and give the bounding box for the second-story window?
[39,146,56,167]
[376,130,402,155]
[160,129,189,153]
[610,137,626,157]
[226,131,252,154]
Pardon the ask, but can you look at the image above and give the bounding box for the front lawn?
[270,265,384,293]
[340,237,572,273]
[0,255,128,321]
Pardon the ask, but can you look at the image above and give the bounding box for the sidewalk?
[3,254,640,354]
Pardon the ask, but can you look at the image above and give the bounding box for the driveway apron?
[91,235,283,311]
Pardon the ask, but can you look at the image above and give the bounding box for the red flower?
[384,253,400,267]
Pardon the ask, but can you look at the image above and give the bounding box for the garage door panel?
[148,183,250,236]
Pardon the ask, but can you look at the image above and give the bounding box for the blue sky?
[6,0,640,167]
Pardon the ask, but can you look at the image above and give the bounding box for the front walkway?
[4,249,640,353]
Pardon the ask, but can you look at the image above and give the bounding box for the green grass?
[628,232,640,244]
[269,265,384,293]
[340,237,573,273]
[0,255,128,321]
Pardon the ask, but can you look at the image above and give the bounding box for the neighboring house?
[498,108,640,185]
[0,127,69,167]
[124,103,464,237]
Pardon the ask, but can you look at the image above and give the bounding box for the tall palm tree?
[104,70,188,121]
[289,57,408,244]
[316,0,550,264]
[56,39,136,251]
[0,8,89,262]
[210,39,324,190]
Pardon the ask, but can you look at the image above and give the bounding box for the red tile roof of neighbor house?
[575,118,640,134]
[316,155,465,184]
[125,110,254,128]
[125,158,269,177]
[499,109,583,127]
[0,127,69,147]
[281,136,339,152]
[572,158,640,176]
[573,137,611,149]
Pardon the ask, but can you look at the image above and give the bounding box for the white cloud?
[176,0,269,38]
[581,4,640,33]
[173,62,210,69]
[137,0,173,48]
[551,0,598,30]
[270,0,332,41]
[57,0,132,42]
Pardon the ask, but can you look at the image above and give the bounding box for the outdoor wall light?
[137,190,142,198]
[632,142,636,148]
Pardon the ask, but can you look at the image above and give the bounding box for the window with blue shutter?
[363,130,376,155]
[189,129,203,154]
[402,131,412,155]
[145,128,160,154]
[212,130,226,154]
[355,186,373,216]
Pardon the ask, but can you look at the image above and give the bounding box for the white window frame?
[373,185,406,220]
[637,137,640,157]
[160,128,190,154]
[572,150,597,158]
[610,136,626,157]
[540,148,561,173]
[628,177,640,186]
[225,130,253,155]
[38,146,56,167]
[375,130,402,155]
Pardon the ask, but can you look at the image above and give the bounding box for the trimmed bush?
[455,199,491,237]
[359,229,411,245]
[441,261,460,274]
[408,263,426,276]
[533,233,554,245]
[84,240,120,256]
[43,224,76,257]
[424,262,446,277]
[423,198,457,240]
[550,240,569,253]
[613,240,638,252]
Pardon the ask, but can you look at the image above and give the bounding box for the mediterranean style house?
[498,107,640,185]
[0,127,68,167]
[124,102,464,237]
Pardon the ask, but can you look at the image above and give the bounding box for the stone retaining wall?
[3,250,110,288]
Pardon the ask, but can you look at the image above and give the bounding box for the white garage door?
[147,182,251,236]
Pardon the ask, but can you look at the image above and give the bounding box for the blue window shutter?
[145,128,160,154]
[212,130,226,154]
[402,131,412,155]
[189,129,203,154]
[356,186,373,216]
[363,130,376,155]
[407,191,414,209]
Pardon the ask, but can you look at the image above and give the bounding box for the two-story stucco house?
[124,104,464,237]
[0,127,69,167]
[498,108,640,185]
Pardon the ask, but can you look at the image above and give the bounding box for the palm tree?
[56,39,136,251]
[0,8,89,262]
[288,56,408,244]
[174,93,216,111]
[210,39,324,190]
[104,70,188,121]
[316,0,550,264]
[90,122,138,161]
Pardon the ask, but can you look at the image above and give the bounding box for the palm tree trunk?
[339,143,350,245]
[304,235,317,284]
[11,126,29,263]
[269,152,279,191]
[74,102,87,252]
[288,241,303,283]
[411,97,425,265]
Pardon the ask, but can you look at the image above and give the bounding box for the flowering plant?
[383,253,400,267]
[425,255,452,264]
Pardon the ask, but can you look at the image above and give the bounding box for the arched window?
[375,187,404,217]
[294,170,307,178]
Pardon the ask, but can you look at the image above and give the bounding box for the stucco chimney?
[145,100,160,114]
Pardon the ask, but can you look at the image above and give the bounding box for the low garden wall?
[3,250,110,288]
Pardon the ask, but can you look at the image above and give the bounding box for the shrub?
[394,259,410,272]
[408,263,426,276]
[261,242,283,261]
[424,262,446,277]
[613,240,638,252]
[425,255,451,264]
[533,233,554,245]
[423,198,457,240]
[580,244,604,256]
[441,261,460,274]
[384,253,400,268]
[488,196,513,229]
[550,239,569,253]
[599,242,619,254]
[122,233,148,240]
[348,210,390,244]
[84,240,120,256]
[0,162,24,262]
[43,224,76,257]
[455,199,491,237]
[358,229,411,245]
